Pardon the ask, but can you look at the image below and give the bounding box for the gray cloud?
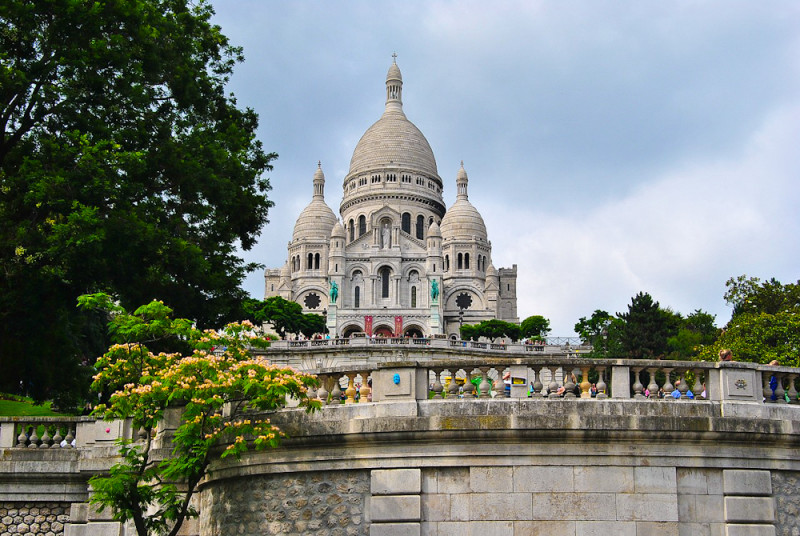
[212,1,800,334]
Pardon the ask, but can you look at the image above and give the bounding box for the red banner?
[364,315,373,336]
[394,316,403,337]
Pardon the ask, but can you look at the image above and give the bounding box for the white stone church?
[264,58,518,338]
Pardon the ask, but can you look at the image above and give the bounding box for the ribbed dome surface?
[331,220,345,238]
[441,163,487,241]
[292,199,337,242]
[440,199,487,241]
[348,111,438,177]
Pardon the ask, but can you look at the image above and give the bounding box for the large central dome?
[347,60,438,179]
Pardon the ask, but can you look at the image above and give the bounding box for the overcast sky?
[210,1,800,336]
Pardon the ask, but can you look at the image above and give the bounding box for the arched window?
[416,215,424,240]
[401,212,411,234]
[465,253,470,269]
[458,253,463,270]
[314,253,320,269]
[411,286,417,308]
[349,219,354,241]
[358,215,366,236]
[380,267,390,298]
[445,255,450,271]
[354,286,360,308]
[307,253,313,269]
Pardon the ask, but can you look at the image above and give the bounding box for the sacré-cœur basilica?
[264,58,518,338]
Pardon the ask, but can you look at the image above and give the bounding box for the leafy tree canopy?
[460,319,520,342]
[243,296,326,339]
[616,292,679,359]
[699,275,800,365]
[520,315,551,339]
[0,0,274,404]
[79,293,319,536]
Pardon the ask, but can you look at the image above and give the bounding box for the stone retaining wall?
[0,502,69,536]
[199,470,370,536]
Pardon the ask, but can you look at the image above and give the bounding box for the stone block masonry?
[200,470,370,536]
[0,502,70,536]
[420,465,680,534]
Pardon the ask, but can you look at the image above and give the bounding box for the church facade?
[264,59,518,338]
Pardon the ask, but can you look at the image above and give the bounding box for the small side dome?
[440,163,487,241]
[280,261,291,279]
[427,221,441,238]
[331,220,346,238]
[486,263,497,277]
[292,164,337,242]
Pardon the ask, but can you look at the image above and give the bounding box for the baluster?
[345,374,357,404]
[39,425,52,448]
[775,373,787,404]
[463,370,476,398]
[547,367,560,399]
[317,376,329,405]
[16,423,28,448]
[137,426,147,441]
[646,368,659,400]
[51,425,63,448]
[692,369,704,400]
[307,382,319,401]
[662,369,674,400]
[530,366,544,399]
[762,372,773,403]
[27,424,40,448]
[360,371,371,402]
[447,370,460,398]
[632,367,645,399]
[563,368,577,399]
[677,370,690,399]
[596,367,608,399]
[494,368,508,398]
[64,426,75,448]
[580,366,592,398]
[431,368,444,399]
[330,376,343,404]
[478,368,492,399]
[788,374,798,404]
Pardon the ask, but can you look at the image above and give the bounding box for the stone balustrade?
[271,336,588,355]
[310,357,784,406]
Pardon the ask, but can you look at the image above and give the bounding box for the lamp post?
[458,307,464,336]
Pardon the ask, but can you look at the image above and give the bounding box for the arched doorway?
[341,325,363,338]
[374,325,394,338]
[404,326,424,338]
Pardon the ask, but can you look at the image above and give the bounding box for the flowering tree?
[78,293,319,536]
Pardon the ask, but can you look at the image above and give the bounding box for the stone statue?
[430,279,439,301]
[329,281,338,304]
[382,223,391,249]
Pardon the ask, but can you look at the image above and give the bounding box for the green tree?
[0,0,275,404]
[79,293,319,536]
[520,315,551,340]
[574,309,612,354]
[298,313,327,339]
[699,275,800,364]
[462,319,520,342]
[666,309,719,360]
[617,292,679,359]
[244,297,308,339]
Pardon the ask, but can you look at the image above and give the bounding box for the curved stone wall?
[200,399,800,535]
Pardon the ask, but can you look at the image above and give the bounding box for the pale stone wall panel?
[723,470,772,496]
